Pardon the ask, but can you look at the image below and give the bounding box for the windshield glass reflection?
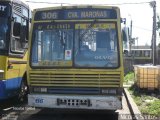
[31,23,74,67]
[74,23,119,68]
[0,17,8,49]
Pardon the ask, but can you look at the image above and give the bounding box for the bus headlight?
[34,87,47,93]
[0,70,4,79]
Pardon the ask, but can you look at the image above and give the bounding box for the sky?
[24,0,160,46]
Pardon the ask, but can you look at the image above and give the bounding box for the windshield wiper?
[54,29,66,46]
[79,19,97,41]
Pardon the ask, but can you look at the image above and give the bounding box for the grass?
[128,85,160,117]
[124,72,135,84]
[124,72,160,117]
[141,100,160,116]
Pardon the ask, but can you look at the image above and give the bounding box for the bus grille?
[29,70,121,88]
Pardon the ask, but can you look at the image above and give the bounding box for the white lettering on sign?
[0,5,7,11]
[41,12,58,19]
[94,56,112,60]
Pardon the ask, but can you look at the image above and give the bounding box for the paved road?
[18,109,118,120]
[1,106,119,120]
[0,94,131,120]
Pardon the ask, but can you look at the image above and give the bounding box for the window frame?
[30,21,120,69]
[9,3,29,57]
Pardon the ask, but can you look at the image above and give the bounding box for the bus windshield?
[75,23,119,68]
[31,22,119,68]
[31,23,74,67]
[0,17,8,49]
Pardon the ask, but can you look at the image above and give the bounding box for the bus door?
[6,6,29,95]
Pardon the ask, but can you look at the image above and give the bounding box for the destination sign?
[35,23,72,30]
[34,8,117,20]
[0,3,9,17]
[0,5,7,11]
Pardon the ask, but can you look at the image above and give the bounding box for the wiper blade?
[55,29,72,46]
[54,29,65,46]
[79,19,97,41]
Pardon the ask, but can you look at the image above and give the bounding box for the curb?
[123,88,144,120]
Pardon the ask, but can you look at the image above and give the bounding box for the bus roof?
[33,5,120,12]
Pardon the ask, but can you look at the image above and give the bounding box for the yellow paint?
[46,24,70,29]
[75,23,115,29]
[0,56,7,80]
[38,61,72,66]
[27,6,124,88]
[0,52,28,80]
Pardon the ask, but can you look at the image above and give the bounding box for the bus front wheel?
[18,79,28,102]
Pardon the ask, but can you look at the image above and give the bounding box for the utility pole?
[150,1,157,65]
[129,19,133,55]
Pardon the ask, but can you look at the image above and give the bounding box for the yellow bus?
[0,0,31,100]
[28,6,124,111]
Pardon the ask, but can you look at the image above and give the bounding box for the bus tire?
[18,77,28,102]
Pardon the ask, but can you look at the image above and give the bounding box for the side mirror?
[13,22,21,36]
[122,30,127,42]
[121,18,126,24]
[123,50,132,57]
[123,50,128,55]
[122,27,129,42]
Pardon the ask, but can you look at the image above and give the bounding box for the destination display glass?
[34,8,117,21]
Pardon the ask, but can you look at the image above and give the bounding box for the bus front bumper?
[28,94,122,110]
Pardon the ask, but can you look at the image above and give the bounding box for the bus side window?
[22,18,28,42]
[13,22,21,36]
[11,13,28,53]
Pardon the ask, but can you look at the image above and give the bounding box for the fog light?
[101,89,109,94]
[41,88,47,92]
[102,89,117,94]
[108,89,117,94]
[34,87,41,92]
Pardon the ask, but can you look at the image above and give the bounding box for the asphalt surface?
[0,93,130,120]
[18,109,118,120]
